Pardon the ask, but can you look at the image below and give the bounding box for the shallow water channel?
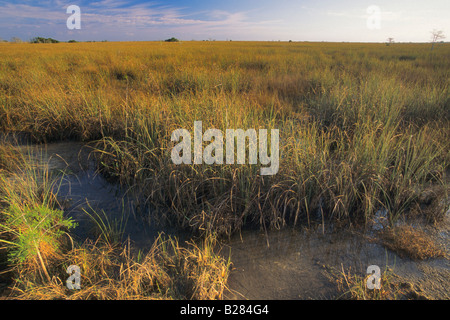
[13,141,450,300]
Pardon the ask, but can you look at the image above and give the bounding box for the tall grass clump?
[0,149,76,281]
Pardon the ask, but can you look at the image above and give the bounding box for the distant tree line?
[30,37,60,43]
[6,37,82,43]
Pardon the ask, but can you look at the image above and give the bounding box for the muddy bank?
[222,192,449,300]
[222,226,449,299]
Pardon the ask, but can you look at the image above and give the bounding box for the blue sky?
[0,0,448,42]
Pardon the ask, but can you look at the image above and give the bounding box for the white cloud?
[1,0,447,41]
[0,0,283,40]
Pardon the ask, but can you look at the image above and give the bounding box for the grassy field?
[0,41,449,299]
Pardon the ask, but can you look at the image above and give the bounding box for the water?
[12,141,450,300]
[14,142,176,250]
[222,228,447,299]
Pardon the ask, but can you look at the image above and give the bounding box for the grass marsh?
[0,41,448,299]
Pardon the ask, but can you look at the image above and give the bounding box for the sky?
[0,0,448,42]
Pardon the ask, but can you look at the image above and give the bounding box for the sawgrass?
[0,41,448,298]
[1,41,448,235]
[0,148,75,282]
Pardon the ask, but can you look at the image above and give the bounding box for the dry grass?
[0,41,449,299]
[7,233,230,300]
[0,151,230,300]
[328,264,420,300]
[379,225,446,260]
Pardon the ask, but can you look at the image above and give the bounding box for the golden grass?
[8,234,230,300]
[0,41,449,299]
[379,225,446,260]
[1,41,448,234]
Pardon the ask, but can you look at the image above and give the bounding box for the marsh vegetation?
[0,41,448,299]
